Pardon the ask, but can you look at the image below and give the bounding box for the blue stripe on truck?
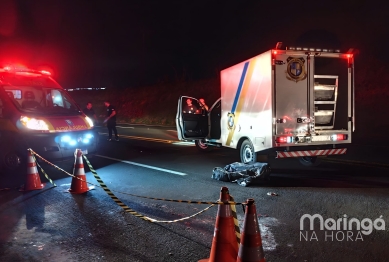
[231,61,249,113]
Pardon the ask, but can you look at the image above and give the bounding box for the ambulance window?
[6,90,21,99]
[49,89,64,107]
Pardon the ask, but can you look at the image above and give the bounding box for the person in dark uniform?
[199,98,209,111]
[183,98,198,114]
[103,101,119,141]
[83,102,98,124]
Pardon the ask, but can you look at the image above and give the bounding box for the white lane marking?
[99,132,174,143]
[95,155,187,176]
[116,126,135,129]
[172,141,195,146]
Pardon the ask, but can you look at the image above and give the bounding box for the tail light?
[331,134,348,141]
[276,136,292,143]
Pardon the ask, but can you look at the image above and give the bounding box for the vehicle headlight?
[85,116,94,127]
[20,116,49,131]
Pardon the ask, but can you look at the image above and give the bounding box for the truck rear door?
[274,50,354,142]
[274,53,313,136]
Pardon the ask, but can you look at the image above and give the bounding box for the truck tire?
[298,156,321,167]
[240,139,257,164]
[195,139,212,152]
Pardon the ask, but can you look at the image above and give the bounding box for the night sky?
[0,0,388,88]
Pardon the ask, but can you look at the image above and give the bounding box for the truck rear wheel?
[240,139,257,164]
[195,139,212,152]
[298,156,321,167]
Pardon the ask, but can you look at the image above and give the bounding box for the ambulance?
[176,43,356,166]
[0,65,99,170]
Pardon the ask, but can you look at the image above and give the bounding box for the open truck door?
[176,96,208,140]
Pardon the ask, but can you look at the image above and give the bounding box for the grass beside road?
[71,78,220,126]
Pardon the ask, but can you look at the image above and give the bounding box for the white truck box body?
[176,45,355,164]
[220,50,273,151]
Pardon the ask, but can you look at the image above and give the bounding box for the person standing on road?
[83,102,98,124]
[103,101,119,141]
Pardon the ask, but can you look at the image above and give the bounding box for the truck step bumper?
[276,148,347,158]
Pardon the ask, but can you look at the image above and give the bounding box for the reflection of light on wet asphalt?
[259,217,279,251]
[237,215,278,251]
[324,158,389,168]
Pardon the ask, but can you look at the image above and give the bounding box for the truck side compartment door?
[176,96,208,140]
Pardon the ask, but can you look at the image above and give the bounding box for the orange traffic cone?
[68,149,90,194]
[199,187,239,262]
[237,199,266,262]
[20,150,45,191]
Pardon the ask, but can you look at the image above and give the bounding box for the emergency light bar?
[287,47,341,53]
[3,66,51,75]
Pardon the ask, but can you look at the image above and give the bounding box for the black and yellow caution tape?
[30,149,241,204]
[82,154,155,222]
[29,148,244,223]
[84,154,243,204]
[82,154,215,223]
[29,149,57,187]
[230,195,241,245]
[30,150,75,178]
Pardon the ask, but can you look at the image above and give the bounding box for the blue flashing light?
[85,134,93,139]
[61,135,71,142]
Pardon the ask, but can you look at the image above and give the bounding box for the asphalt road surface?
[1,124,389,261]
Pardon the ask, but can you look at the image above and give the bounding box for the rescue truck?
[176,42,356,166]
[0,66,99,171]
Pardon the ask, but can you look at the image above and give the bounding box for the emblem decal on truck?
[227,112,235,130]
[65,120,74,126]
[286,57,307,82]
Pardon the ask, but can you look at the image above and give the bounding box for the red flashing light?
[331,134,348,141]
[2,65,52,76]
[40,70,51,75]
[337,134,347,140]
[273,51,278,55]
[276,136,287,143]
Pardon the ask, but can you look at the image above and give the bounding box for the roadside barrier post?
[199,186,239,262]
[236,198,266,262]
